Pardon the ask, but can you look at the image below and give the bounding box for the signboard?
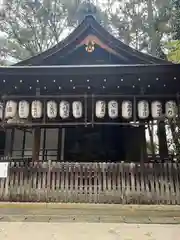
[0,162,9,178]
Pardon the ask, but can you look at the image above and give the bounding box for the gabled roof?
[16,14,169,66]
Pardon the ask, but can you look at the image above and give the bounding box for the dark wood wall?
[3,125,148,162]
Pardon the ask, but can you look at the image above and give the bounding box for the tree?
[103,0,172,58]
[0,0,175,64]
[0,0,80,63]
[0,0,110,64]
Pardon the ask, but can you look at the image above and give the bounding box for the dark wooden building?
[0,14,180,203]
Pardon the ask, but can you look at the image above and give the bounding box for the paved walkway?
[0,203,179,239]
[0,203,180,223]
[0,222,179,240]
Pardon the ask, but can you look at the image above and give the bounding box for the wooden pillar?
[32,88,41,162]
[60,128,65,161]
[4,129,14,157]
[157,121,168,160]
[140,125,147,163]
[32,127,41,162]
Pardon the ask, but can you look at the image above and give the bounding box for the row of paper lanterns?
[1,99,177,120]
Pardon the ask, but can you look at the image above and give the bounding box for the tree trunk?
[147,0,158,55]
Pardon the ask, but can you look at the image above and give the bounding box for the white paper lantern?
[31,100,42,119]
[95,101,106,118]
[151,101,162,118]
[108,100,118,119]
[5,100,17,119]
[122,101,132,119]
[165,101,177,118]
[18,100,29,119]
[0,103,3,120]
[72,101,83,119]
[138,100,149,119]
[59,101,70,119]
[47,101,57,119]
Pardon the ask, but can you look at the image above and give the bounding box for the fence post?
[4,161,10,201]
[46,159,51,202]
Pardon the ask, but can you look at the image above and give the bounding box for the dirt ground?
[0,222,179,240]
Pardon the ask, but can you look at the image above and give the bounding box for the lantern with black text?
[138,100,149,119]
[122,101,132,119]
[47,101,57,119]
[108,100,118,119]
[59,101,70,119]
[151,101,162,119]
[31,100,42,119]
[5,101,17,119]
[72,101,83,119]
[95,101,106,118]
[165,101,177,118]
[18,100,29,119]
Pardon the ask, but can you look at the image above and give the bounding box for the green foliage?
[166,40,180,63]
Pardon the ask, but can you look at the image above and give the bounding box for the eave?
[0,64,178,76]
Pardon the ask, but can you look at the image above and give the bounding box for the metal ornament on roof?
[85,40,95,53]
[31,100,42,119]
[72,101,83,119]
[108,100,118,119]
[47,101,57,119]
[59,101,70,119]
[5,100,17,119]
[165,101,177,118]
[95,100,106,118]
[0,103,3,120]
[138,100,149,119]
[18,100,29,119]
[151,101,162,119]
[122,101,132,119]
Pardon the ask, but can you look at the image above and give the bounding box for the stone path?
[0,203,180,223]
[0,222,179,240]
[0,204,179,239]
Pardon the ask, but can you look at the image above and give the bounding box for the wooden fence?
[0,161,179,204]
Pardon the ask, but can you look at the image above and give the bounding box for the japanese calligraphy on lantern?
[0,102,3,120]
[47,101,57,119]
[165,101,177,118]
[95,101,106,118]
[18,100,29,119]
[59,101,70,119]
[72,101,83,119]
[108,100,118,119]
[122,101,132,119]
[138,100,149,119]
[31,100,42,119]
[151,101,162,119]
[5,100,17,119]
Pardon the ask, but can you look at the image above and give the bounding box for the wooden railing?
[0,161,179,204]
